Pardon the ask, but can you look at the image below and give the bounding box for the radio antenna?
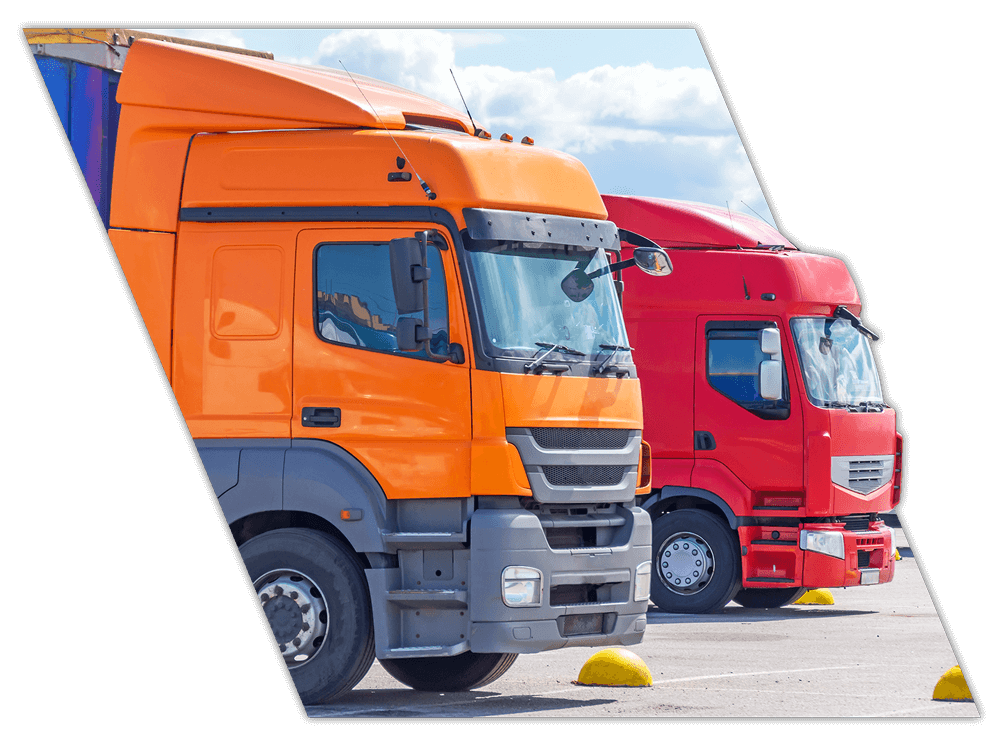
[450,68,483,138]
[339,60,436,200]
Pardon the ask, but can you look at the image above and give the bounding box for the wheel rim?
[253,568,329,668]
[656,531,715,595]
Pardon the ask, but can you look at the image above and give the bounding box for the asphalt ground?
[307,527,979,719]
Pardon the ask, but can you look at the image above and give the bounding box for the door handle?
[694,431,716,451]
[302,407,341,428]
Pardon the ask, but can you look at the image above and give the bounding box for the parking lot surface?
[308,529,979,719]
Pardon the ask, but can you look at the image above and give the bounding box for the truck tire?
[239,528,375,704]
[732,587,807,609]
[650,509,741,614]
[379,651,519,692]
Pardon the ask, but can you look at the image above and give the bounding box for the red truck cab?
[604,195,901,613]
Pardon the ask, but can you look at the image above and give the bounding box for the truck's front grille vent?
[848,460,888,492]
[530,428,631,450]
[831,455,894,495]
[541,464,628,486]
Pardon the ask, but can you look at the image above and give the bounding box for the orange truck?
[28,29,671,703]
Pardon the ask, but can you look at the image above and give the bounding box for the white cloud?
[318,29,458,105]
[309,28,769,221]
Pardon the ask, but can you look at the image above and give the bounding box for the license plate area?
[860,568,880,585]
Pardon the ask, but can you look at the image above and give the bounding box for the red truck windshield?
[791,317,883,408]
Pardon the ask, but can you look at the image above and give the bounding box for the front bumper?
[739,519,895,589]
[468,505,651,653]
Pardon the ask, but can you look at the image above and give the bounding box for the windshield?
[790,317,883,407]
[465,239,630,361]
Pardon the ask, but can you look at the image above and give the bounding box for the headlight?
[634,561,652,602]
[799,530,845,559]
[502,566,542,607]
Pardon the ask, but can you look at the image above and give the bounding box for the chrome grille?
[831,455,894,495]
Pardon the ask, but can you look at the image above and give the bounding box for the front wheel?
[732,587,806,609]
[379,652,519,692]
[650,509,741,614]
[239,528,376,704]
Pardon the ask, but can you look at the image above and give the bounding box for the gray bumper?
[468,506,651,653]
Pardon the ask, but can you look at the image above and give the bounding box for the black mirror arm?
[587,258,635,279]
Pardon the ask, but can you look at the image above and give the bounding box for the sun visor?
[463,208,620,250]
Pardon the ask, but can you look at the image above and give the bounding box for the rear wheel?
[732,587,807,609]
[650,509,741,614]
[239,528,375,704]
[380,651,519,692]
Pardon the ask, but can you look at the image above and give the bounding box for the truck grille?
[831,455,894,495]
[506,427,641,503]
[541,464,629,486]
[530,428,631,450]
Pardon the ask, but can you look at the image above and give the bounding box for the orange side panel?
[172,223,297,438]
[470,368,529,495]
[108,229,175,379]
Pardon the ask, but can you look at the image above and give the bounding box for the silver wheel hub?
[657,531,715,596]
[254,569,329,668]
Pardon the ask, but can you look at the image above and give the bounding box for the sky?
[148,27,777,226]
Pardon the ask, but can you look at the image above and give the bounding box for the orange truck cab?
[29,30,661,703]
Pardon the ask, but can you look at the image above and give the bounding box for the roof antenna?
[726,201,742,250]
[450,68,484,138]
[728,201,751,300]
[740,200,772,225]
[339,60,436,200]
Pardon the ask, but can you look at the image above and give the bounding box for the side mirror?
[758,328,782,401]
[759,327,781,358]
[633,248,672,276]
[389,237,428,314]
[395,317,430,352]
[759,360,782,401]
[560,268,595,303]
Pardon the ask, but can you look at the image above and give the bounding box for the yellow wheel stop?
[794,589,834,605]
[933,666,973,702]
[574,648,652,687]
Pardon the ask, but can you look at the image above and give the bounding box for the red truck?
[603,195,901,613]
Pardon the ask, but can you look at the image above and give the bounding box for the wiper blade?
[834,305,879,341]
[816,400,850,409]
[847,401,885,412]
[594,343,633,375]
[526,341,585,372]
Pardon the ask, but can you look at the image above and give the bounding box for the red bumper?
[739,520,895,589]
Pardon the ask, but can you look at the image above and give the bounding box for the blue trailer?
[29,37,124,228]
[27,29,274,228]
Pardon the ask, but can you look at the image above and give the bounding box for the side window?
[314,241,450,360]
[706,326,789,420]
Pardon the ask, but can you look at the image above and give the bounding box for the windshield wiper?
[816,400,850,409]
[593,343,633,376]
[526,341,586,373]
[833,306,879,341]
[847,401,885,412]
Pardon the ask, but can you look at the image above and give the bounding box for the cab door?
[693,317,804,502]
[292,225,472,499]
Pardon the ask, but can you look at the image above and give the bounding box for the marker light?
[634,561,652,602]
[521,136,534,145]
[799,530,845,560]
[502,566,542,607]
